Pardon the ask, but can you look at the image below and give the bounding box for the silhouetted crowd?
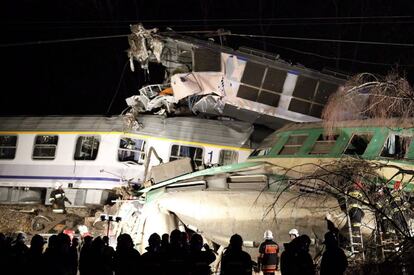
[0,229,217,275]
[0,226,348,275]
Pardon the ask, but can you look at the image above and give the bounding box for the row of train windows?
[0,135,102,161]
[253,132,413,160]
[0,135,239,167]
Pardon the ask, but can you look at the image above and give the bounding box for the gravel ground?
[0,204,101,237]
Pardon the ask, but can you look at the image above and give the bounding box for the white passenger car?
[0,115,252,206]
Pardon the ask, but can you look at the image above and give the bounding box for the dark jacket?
[220,248,252,275]
[320,246,348,275]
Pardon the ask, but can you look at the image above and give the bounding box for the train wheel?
[31,215,52,232]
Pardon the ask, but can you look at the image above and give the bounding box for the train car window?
[74,136,100,160]
[219,150,239,165]
[170,145,204,168]
[118,137,146,164]
[344,133,372,156]
[278,134,308,155]
[309,134,339,155]
[250,132,278,157]
[32,135,59,160]
[0,135,18,159]
[381,134,412,160]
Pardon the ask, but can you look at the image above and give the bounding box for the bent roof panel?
[0,115,253,148]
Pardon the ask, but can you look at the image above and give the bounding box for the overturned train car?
[116,118,414,257]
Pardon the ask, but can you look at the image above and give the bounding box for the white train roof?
[0,115,253,148]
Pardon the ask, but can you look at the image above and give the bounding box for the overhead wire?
[239,36,413,67]
[229,33,414,47]
[4,18,413,30]
[1,31,412,48]
[106,60,130,115]
[0,34,129,48]
[4,20,413,31]
[0,28,412,68]
[4,15,412,24]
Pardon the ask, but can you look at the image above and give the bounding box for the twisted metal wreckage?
[1,23,412,273]
[109,25,414,272]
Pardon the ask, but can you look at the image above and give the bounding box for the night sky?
[1,0,413,116]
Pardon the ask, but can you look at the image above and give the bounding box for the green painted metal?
[249,124,414,163]
[139,161,264,194]
[141,122,414,199]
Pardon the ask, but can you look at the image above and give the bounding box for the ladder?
[375,214,400,260]
[344,194,365,261]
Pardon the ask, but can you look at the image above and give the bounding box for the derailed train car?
[116,118,414,258]
[0,115,252,206]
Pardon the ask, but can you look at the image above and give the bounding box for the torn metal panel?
[132,116,253,148]
[127,24,163,71]
[191,95,224,115]
[125,84,178,115]
[149,158,193,184]
[171,72,225,101]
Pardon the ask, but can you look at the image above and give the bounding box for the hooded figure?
[320,232,348,275]
[220,234,252,275]
[188,233,216,275]
[280,235,315,275]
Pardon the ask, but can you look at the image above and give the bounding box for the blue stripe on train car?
[0,175,120,182]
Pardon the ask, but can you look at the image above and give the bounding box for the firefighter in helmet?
[389,182,410,235]
[49,183,72,213]
[258,230,279,275]
[347,182,365,237]
[288,228,299,240]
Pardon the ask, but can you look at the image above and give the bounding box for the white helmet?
[54,182,63,189]
[263,230,273,240]
[289,228,299,237]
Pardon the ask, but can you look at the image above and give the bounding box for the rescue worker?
[373,187,393,234]
[347,183,365,237]
[288,229,299,240]
[49,183,72,214]
[258,230,279,275]
[389,183,410,235]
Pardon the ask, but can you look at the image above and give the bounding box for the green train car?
[114,119,414,258]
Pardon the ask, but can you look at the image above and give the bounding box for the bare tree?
[262,158,414,274]
[322,72,414,135]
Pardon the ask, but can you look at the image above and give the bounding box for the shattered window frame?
[0,135,18,160]
[118,137,146,164]
[219,150,239,166]
[250,148,272,157]
[309,134,339,155]
[169,144,204,168]
[343,133,373,156]
[74,135,100,161]
[380,134,413,160]
[278,134,308,155]
[32,135,59,160]
[250,132,278,157]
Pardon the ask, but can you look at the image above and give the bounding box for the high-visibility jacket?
[259,239,279,272]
